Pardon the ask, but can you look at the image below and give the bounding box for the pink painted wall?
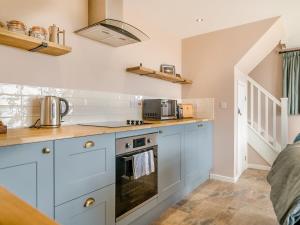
[249,46,283,99]
[248,145,269,166]
[0,0,182,99]
[182,18,277,177]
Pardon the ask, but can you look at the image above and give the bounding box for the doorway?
[237,80,248,177]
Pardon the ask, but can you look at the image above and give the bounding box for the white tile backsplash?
[0,83,149,128]
[0,83,214,128]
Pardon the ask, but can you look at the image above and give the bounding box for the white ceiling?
[125,0,300,47]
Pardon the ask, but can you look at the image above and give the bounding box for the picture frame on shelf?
[160,64,176,75]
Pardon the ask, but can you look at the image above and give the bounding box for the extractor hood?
[75,0,150,47]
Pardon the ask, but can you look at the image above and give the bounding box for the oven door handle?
[122,156,133,161]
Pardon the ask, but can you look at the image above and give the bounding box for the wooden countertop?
[0,187,59,225]
[0,118,212,147]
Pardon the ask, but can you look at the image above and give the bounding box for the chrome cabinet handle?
[84,141,95,149]
[84,198,95,208]
[197,124,204,128]
[42,148,51,154]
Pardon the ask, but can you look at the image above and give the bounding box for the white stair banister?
[246,75,288,152]
[280,98,288,149]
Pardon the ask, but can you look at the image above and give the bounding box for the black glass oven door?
[115,147,158,219]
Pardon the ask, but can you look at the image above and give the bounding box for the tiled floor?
[152,169,279,225]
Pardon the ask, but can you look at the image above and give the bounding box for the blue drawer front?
[55,184,115,225]
[55,134,115,205]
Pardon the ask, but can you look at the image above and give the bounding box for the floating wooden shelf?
[0,27,71,56]
[126,66,192,84]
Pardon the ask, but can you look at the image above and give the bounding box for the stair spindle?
[265,95,269,140]
[258,90,261,133]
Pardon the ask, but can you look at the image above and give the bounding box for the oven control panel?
[116,133,158,155]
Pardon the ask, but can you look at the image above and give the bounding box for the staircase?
[246,76,288,165]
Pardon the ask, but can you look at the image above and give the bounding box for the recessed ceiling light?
[196,18,204,22]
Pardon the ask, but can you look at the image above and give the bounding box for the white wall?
[0,0,182,99]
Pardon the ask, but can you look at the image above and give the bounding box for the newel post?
[280,98,289,149]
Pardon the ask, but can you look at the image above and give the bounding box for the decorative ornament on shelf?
[160,64,176,76]
[0,121,7,134]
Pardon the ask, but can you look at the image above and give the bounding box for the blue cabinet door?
[55,134,115,205]
[157,125,184,202]
[184,122,213,193]
[55,184,115,225]
[0,141,54,217]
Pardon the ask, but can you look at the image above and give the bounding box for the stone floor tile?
[152,169,278,225]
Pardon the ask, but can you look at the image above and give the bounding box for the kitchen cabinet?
[55,184,115,225]
[0,141,54,217]
[184,122,213,193]
[0,121,213,225]
[54,134,115,205]
[157,125,184,202]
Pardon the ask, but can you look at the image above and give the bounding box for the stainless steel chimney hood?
[75,0,149,47]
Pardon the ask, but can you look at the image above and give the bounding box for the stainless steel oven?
[115,133,158,221]
[143,99,177,120]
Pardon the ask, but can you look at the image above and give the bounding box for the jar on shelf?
[29,26,48,41]
[0,21,5,28]
[7,20,27,34]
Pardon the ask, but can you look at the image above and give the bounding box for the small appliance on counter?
[143,99,177,120]
[181,104,194,118]
[0,121,7,134]
[177,104,183,119]
[40,96,70,128]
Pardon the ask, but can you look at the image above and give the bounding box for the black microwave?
[143,99,177,120]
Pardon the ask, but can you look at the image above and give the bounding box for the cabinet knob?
[84,141,95,149]
[197,124,204,128]
[42,148,51,154]
[84,197,95,208]
[158,130,163,134]
[125,143,132,149]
